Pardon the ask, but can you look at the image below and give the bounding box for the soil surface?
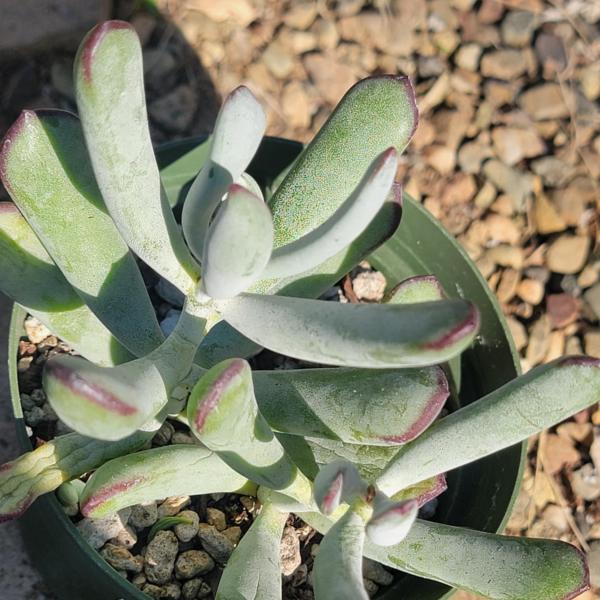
[0,0,599,598]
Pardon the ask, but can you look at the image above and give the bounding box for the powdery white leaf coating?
[74,21,199,294]
[182,86,266,260]
[80,445,247,518]
[222,293,479,368]
[365,496,418,547]
[201,184,273,299]
[313,460,366,515]
[263,148,397,279]
[216,502,287,600]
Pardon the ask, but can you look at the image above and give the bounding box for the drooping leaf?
[74,20,199,294]
[45,304,206,441]
[80,444,248,518]
[377,356,600,495]
[182,86,266,260]
[0,109,163,356]
[269,75,417,247]
[262,149,397,279]
[0,203,132,365]
[216,502,287,600]
[0,430,150,522]
[313,460,367,515]
[222,294,480,368]
[313,508,369,600]
[253,366,448,445]
[201,184,273,299]
[303,512,590,600]
[365,495,418,547]
[187,358,300,491]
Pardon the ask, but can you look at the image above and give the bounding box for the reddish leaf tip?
[45,359,138,416]
[80,20,135,83]
[0,110,36,189]
[80,477,144,517]
[559,356,600,369]
[321,471,344,515]
[562,543,590,600]
[193,359,247,432]
[380,366,449,444]
[422,302,480,351]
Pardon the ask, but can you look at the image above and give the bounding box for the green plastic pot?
[7,137,525,600]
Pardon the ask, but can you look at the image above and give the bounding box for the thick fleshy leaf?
[391,474,447,508]
[216,502,287,600]
[74,21,198,293]
[313,508,369,600]
[0,203,132,365]
[44,304,206,441]
[263,149,397,279]
[182,86,266,260]
[313,460,367,515]
[201,184,273,299]
[187,358,300,491]
[377,356,600,495]
[365,495,418,547]
[195,319,262,368]
[303,512,590,600]
[269,75,417,248]
[222,293,480,368]
[0,430,150,522]
[253,366,448,445]
[386,274,444,304]
[0,109,163,356]
[80,444,248,518]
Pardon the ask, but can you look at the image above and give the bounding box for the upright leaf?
[216,502,287,600]
[253,366,448,445]
[222,294,480,368]
[182,86,266,259]
[262,149,397,279]
[0,203,132,365]
[0,109,163,356]
[74,20,198,293]
[0,430,150,522]
[201,184,273,299]
[377,356,600,495]
[80,445,248,518]
[269,75,417,247]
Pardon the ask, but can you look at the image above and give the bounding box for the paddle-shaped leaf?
[303,511,589,600]
[313,460,367,515]
[365,495,418,547]
[201,184,273,299]
[391,474,447,508]
[80,445,248,518]
[313,508,369,600]
[0,203,132,365]
[377,356,600,495]
[0,109,163,356]
[45,304,206,440]
[182,86,266,259]
[269,75,417,247]
[216,502,287,600]
[0,430,150,522]
[253,366,448,445]
[74,21,198,293]
[188,358,299,490]
[262,148,397,279]
[221,294,479,368]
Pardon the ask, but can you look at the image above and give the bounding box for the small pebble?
[363,558,394,586]
[197,523,235,563]
[145,530,179,585]
[175,550,215,580]
[158,496,191,518]
[100,543,143,573]
[174,510,200,542]
[222,526,242,546]
[206,507,227,532]
[130,502,158,530]
[77,508,131,550]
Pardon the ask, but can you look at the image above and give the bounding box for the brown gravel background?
[0,0,599,598]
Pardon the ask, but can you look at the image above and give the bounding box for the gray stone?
[174,510,200,543]
[160,309,182,337]
[77,508,132,550]
[197,523,235,563]
[100,543,144,573]
[175,550,215,580]
[501,11,537,47]
[145,530,179,585]
[206,507,227,531]
[155,278,185,308]
[130,502,159,530]
[363,558,394,585]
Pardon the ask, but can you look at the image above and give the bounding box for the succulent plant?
[0,19,598,600]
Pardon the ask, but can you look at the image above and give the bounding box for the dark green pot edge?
[7,136,527,600]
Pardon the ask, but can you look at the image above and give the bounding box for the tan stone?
[546,235,590,274]
[517,279,544,305]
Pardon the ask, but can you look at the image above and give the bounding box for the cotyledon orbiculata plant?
[0,20,598,600]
